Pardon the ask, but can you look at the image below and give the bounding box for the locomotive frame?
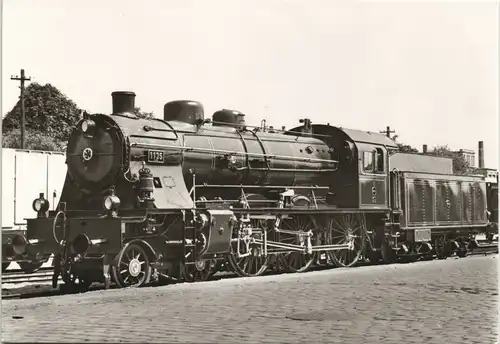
[9,91,498,290]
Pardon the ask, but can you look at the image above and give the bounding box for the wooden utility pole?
[380,126,395,138]
[10,69,31,149]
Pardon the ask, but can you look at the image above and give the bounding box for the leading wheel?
[182,259,213,282]
[19,261,44,274]
[326,214,367,268]
[112,243,152,288]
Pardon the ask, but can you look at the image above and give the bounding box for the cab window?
[363,148,385,174]
[363,151,374,172]
[375,148,384,172]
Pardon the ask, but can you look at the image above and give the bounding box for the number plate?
[147,150,164,164]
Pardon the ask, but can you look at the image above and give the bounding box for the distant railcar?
[2,148,66,273]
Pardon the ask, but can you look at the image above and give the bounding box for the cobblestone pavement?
[2,255,499,343]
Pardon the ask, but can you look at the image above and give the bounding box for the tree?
[2,129,66,152]
[431,145,469,175]
[396,143,418,153]
[390,134,419,153]
[2,82,83,142]
[133,107,154,119]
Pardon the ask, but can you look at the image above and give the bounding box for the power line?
[10,69,32,149]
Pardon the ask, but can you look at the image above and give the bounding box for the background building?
[454,149,476,168]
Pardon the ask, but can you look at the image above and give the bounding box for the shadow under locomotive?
[9,91,498,291]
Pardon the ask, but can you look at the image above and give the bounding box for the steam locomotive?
[10,91,498,290]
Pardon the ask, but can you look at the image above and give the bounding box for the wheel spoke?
[183,259,213,282]
[326,214,366,268]
[228,218,270,277]
[279,215,316,273]
[112,244,151,288]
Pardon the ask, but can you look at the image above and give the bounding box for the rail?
[2,267,55,286]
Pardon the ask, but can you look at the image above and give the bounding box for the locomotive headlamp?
[32,193,50,218]
[80,119,95,133]
[103,187,120,217]
[12,234,28,255]
[103,195,121,211]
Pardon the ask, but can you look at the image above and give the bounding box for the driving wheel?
[326,214,367,268]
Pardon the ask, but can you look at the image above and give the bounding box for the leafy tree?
[431,145,470,175]
[133,107,154,119]
[2,129,66,152]
[2,82,83,142]
[390,134,419,153]
[396,143,418,153]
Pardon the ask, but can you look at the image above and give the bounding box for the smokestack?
[478,141,484,168]
[423,144,428,154]
[112,91,136,114]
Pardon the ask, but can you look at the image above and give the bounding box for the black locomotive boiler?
[10,91,498,290]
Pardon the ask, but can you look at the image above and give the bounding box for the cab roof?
[338,127,398,148]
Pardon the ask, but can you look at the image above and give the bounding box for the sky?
[2,0,499,168]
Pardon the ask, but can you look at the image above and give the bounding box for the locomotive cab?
[287,123,397,209]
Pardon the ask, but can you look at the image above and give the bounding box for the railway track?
[2,268,55,285]
[1,245,496,300]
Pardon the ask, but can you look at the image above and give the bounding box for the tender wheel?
[112,243,152,288]
[381,240,398,264]
[18,261,44,274]
[325,214,367,268]
[182,259,213,282]
[279,215,316,273]
[434,235,449,260]
[456,238,468,258]
[456,247,468,258]
[2,262,10,272]
[228,218,271,277]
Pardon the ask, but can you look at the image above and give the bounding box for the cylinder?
[112,91,136,114]
[164,100,204,125]
[423,144,428,154]
[478,141,484,168]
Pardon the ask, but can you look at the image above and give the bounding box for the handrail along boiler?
[12,91,498,289]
